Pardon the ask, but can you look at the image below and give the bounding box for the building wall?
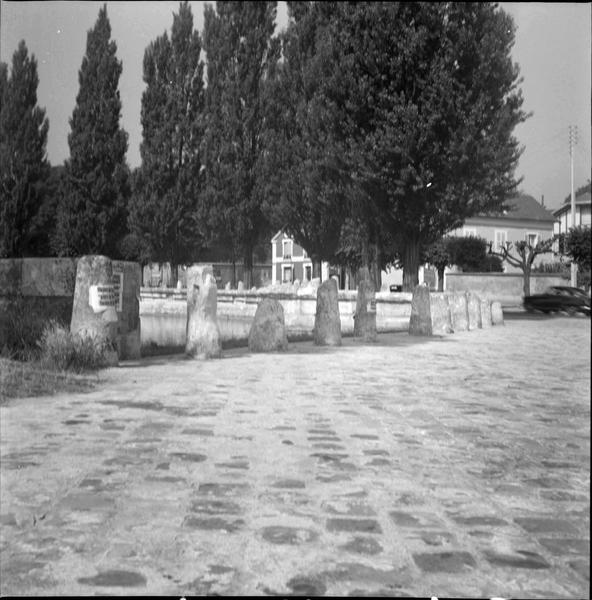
[450,217,555,273]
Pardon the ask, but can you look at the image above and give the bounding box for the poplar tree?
[0,41,49,257]
[52,5,130,257]
[202,1,280,287]
[127,1,205,273]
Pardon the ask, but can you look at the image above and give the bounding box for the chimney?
[541,194,545,207]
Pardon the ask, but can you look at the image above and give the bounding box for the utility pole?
[569,125,578,287]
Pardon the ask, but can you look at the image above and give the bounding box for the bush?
[38,321,115,372]
[0,294,46,361]
[533,261,570,274]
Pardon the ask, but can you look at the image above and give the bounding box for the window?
[304,265,312,281]
[282,265,293,283]
[494,230,508,251]
[282,239,293,259]
[463,227,477,237]
[525,232,538,247]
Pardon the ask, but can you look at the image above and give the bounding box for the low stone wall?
[409,285,503,336]
[445,272,568,306]
[0,257,140,359]
[140,288,413,349]
[0,258,77,348]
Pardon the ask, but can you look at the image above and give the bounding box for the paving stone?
[260,526,319,545]
[350,434,380,440]
[514,517,579,535]
[569,558,590,581]
[197,483,249,496]
[340,536,383,555]
[418,531,456,546]
[286,575,327,596]
[183,516,245,532]
[390,511,442,528]
[190,499,242,514]
[326,518,382,534]
[169,452,207,463]
[181,428,214,436]
[77,569,147,587]
[449,515,509,527]
[144,475,186,484]
[483,550,550,569]
[540,490,588,502]
[271,479,306,489]
[215,461,249,469]
[59,492,115,511]
[538,538,590,555]
[413,551,477,573]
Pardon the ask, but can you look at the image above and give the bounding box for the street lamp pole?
[569,125,578,287]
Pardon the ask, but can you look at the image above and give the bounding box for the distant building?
[448,193,556,272]
[270,230,329,284]
[553,187,592,235]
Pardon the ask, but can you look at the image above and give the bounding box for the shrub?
[38,321,114,372]
[0,294,46,361]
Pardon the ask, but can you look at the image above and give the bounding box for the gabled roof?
[553,190,591,217]
[478,194,555,222]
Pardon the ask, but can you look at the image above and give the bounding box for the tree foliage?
[0,41,49,257]
[563,225,591,272]
[52,5,130,258]
[127,1,205,268]
[263,2,348,278]
[201,1,280,286]
[277,2,526,291]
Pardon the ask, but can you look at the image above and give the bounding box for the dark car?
[523,286,591,316]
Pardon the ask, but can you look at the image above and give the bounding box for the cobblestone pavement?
[1,314,589,598]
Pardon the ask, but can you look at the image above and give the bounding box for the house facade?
[448,194,556,273]
[271,231,330,285]
[552,188,592,236]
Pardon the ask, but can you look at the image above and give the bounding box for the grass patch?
[0,358,98,403]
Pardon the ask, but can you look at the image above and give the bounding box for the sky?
[1,1,590,212]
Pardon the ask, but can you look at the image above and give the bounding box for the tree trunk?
[437,266,445,292]
[244,248,253,289]
[402,239,420,292]
[369,242,382,292]
[312,258,322,279]
[231,260,236,289]
[523,266,531,297]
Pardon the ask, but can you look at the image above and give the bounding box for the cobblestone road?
[1,314,590,597]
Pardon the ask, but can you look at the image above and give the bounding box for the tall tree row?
[52,5,130,258]
[201,1,280,287]
[127,1,205,272]
[0,41,49,258]
[262,2,347,278]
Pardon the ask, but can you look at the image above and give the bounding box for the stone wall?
[0,258,77,347]
[0,257,140,359]
[445,272,568,306]
[140,288,413,349]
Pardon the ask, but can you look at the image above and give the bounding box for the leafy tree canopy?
[0,41,49,257]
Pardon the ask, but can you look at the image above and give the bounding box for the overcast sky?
[1,1,590,211]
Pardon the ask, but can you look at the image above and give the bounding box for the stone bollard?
[70,255,119,366]
[313,278,342,346]
[185,265,221,359]
[409,284,432,335]
[449,292,469,332]
[248,298,288,352]
[466,292,482,330]
[480,298,492,328]
[237,281,244,292]
[354,274,377,342]
[111,260,141,360]
[491,301,504,325]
